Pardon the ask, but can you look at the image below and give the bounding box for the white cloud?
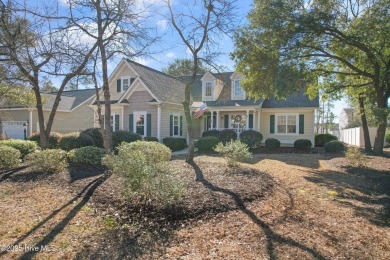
[166,51,175,58]
[156,19,168,31]
[58,0,70,6]
[133,57,150,66]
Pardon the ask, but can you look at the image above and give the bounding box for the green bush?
[315,134,338,147]
[345,146,366,167]
[26,149,68,172]
[0,146,20,170]
[294,139,312,150]
[162,137,187,152]
[324,141,345,153]
[202,129,221,138]
[58,132,94,151]
[197,136,220,152]
[218,129,237,144]
[103,141,182,206]
[0,140,37,158]
[112,130,142,149]
[214,140,252,167]
[240,130,263,149]
[385,132,390,144]
[265,138,281,148]
[68,146,106,165]
[82,128,104,148]
[143,136,159,142]
[28,132,62,149]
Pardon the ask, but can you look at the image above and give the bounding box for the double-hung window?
[205,82,212,97]
[276,115,297,134]
[234,80,243,96]
[122,78,130,92]
[134,111,146,136]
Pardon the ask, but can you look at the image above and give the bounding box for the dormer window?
[205,82,212,97]
[118,77,135,93]
[234,80,243,96]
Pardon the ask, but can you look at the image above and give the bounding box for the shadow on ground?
[189,161,327,260]
[305,166,390,227]
[0,174,109,259]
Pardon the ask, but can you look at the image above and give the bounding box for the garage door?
[2,121,27,140]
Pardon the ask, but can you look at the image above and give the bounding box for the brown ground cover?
[0,150,389,259]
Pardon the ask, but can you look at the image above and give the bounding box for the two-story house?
[90,59,319,146]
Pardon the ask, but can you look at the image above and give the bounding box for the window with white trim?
[122,78,130,92]
[134,111,146,136]
[276,115,297,134]
[234,80,243,96]
[173,114,180,136]
[205,82,212,97]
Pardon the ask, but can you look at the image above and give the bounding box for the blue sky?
[30,0,348,121]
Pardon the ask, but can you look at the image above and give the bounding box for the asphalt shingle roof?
[126,60,185,104]
[47,88,96,110]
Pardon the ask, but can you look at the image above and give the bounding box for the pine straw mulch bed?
[0,151,389,259]
[0,156,275,259]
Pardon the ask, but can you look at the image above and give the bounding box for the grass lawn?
[0,150,389,259]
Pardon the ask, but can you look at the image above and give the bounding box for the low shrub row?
[163,137,187,152]
[0,140,37,158]
[315,134,338,147]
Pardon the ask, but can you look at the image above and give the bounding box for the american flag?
[194,103,207,118]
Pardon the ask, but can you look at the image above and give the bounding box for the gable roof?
[125,59,185,104]
[0,88,96,111]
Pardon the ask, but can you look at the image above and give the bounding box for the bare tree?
[67,0,157,153]
[166,0,237,162]
[0,0,99,148]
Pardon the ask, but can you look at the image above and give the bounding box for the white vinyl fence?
[339,127,378,148]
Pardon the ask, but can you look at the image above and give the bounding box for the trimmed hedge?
[82,128,104,148]
[0,140,37,158]
[324,141,345,153]
[58,132,94,151]
[144,136,159,142]
[112,130,142,149]
[0,146,20,170]
[294,139,312,150]
[163,137,187,152]
[218,129,237,144]
[240,130,263,149]
[197,136,220,152]
[26,149,68,172]
[28,132,62,149]
[265,138,281,148]
[68,146,106,165]
[202,130,221,138]
[315,134,338,147]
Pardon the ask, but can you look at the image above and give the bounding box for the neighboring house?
[94,59,319,146]
[0,89,96,139]
[339,108,358,130]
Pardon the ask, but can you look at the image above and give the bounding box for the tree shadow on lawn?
[305,166,390,227]
[0,174,109,260]
[67,164,107,183]
[189,161,327,260]
[0,166,28,182]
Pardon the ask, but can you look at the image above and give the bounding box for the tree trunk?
[372,83,388,155]
[184,83,194,162]
[358,96,372,153]
[97,0,112,154]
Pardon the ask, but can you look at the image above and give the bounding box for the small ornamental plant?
[214,140,252,167]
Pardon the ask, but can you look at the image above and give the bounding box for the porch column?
[29,110,33,136]
[121,106,124,130]
[246,110,249,129]
[258,109,261,132]
[157,105,161,141]
[210,110,214,130]
[216,110,220,129]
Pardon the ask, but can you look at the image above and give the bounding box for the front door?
[204,113,216,131]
